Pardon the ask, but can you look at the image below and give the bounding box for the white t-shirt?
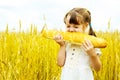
[60,43,101,80]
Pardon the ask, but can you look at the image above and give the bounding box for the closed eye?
[67,26,70,28]
[74,26,78,28]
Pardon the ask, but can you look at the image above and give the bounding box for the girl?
[54,7,102,80]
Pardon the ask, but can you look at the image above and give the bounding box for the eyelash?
[67,26,70,28]
[66,26,78,28]
[74,27,78,28]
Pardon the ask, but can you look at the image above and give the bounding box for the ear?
[83,22,89,29]
[85,22,89,27]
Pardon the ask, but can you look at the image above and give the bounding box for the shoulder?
[66,42,72,51]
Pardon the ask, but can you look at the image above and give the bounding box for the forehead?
[65,13,83,25]
[65,16,82,28]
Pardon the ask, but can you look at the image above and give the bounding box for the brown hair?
[64,8,96,36]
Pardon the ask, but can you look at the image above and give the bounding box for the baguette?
[41,26,107,48]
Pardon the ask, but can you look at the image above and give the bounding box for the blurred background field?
[0,25,120,80]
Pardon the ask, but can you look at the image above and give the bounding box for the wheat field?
[0,25,120,80]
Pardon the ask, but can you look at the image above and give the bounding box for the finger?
[53,34,61,40]
[82,42,88,50]
[86,40,94,48]
[53,35,58,40]
[82,41,91,51]
[81,44,88,52]
[84,40,92,47]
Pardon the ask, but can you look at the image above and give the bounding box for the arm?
[57,45,66,67]
[88,49,101,71]
[82,40,101,71]
[54,34,66,67]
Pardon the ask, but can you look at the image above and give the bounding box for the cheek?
[66,28,69,31]
[76,29,83,32]
[76,25,84,32]
[76,28,84,32]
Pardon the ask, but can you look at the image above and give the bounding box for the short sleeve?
[95,48,102,56]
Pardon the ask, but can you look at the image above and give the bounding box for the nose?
[69,27,74,32]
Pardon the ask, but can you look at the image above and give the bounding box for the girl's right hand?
[53,34,65,46]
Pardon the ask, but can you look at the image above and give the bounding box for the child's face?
[65,15,86,33]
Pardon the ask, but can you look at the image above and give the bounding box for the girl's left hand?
[82,40,96,56]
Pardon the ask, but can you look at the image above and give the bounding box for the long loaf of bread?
[41,26,107,48]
